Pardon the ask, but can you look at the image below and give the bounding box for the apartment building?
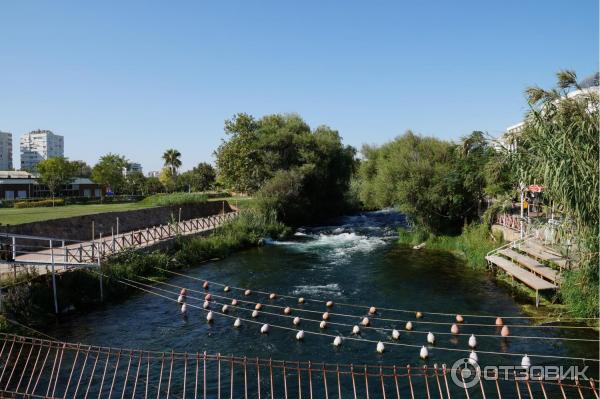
[20,130,64,170]
[0,132,13,170]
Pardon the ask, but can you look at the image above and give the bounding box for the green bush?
[398,223,502,269]
[14,198,65,208]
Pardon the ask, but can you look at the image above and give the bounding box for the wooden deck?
[497,248,561,284]
[486,255,557,294]
[519,241,568,269]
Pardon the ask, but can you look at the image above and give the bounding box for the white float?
[468,334,477,348]
[296,330,305,341]
[352,325,360,334]
[376,341,385,354]
[420,346,429,359]
[293,317,301,326]
[233,318,241,328]
[333,336,342,347]
[427,332,435,344]
[260,324,269,334]
[392,329,400,340]
[206,311,214,322]
[469,351,479,365]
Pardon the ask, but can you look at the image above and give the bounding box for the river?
[44,210,598,397]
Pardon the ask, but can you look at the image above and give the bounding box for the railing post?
[50,240,59,314]
[98,246,103,303]
[11,236,16,261]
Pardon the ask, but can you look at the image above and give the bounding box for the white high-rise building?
[20,130,64,170]
[0,132,13,170]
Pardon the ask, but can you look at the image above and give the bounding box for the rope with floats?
[134,274,598,343]
[153,267,600,326]
[97,271,600,364]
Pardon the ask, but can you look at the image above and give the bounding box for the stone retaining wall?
[6,201,232,242]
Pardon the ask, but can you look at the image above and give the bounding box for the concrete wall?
[6,200,233,242]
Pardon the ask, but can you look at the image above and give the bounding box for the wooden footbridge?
[0,334,596,399]
[4,210,239,267]
[0,210,238,313]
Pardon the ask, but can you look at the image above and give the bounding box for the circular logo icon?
[450,358,481,389]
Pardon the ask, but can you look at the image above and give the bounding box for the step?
[519,242,568,269]
[485,255,557,291]
[528,240,562,257]
[497,249,561,283]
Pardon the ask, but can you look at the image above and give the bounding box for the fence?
[0,334,596,399]
[64,211,238,263]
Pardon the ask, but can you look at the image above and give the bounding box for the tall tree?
[91,153,128,197]
[162,149,182,176]
[159,167,176,192]
[216,113,356,224]
[124,171,147,195]
[354,131,495,233]
[37,157,77,205]
[71,160,92,178]
[177,162,216,192]
[514,70,599,317]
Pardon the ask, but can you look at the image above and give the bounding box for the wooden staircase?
[485,235,568,307]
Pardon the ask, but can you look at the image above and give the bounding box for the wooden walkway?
[0,334,596,399]
[10,211,239,266]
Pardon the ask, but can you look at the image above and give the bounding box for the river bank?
[396,222,594,323]
[1,209,289,331]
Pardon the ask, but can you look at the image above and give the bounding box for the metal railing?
[65,211,239,263]
[0,334,596,399]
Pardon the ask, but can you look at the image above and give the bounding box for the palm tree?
[162,149,182,175]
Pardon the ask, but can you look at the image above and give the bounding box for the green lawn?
[0,202,155,225]
[0,195,254,225]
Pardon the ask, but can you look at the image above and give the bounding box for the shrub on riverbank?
[174,209,289,264]
[398,223,502,270]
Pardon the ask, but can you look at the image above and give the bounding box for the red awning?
[528,184,543,193]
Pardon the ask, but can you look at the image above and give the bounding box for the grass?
[0,193,252,225]
[0,202,153,225]
[398,223,503,270]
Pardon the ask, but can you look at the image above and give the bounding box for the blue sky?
[1,1,597,172]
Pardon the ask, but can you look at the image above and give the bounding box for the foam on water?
[269,209,406,264]
[292,283,342,297]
